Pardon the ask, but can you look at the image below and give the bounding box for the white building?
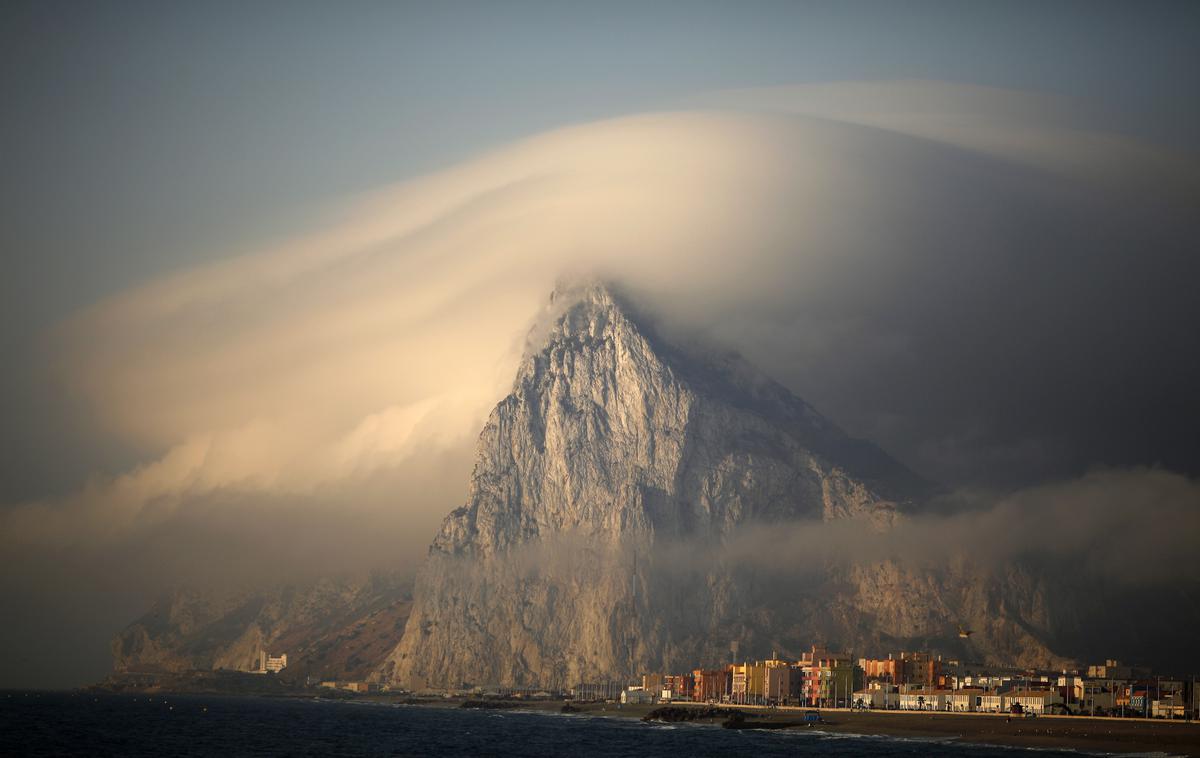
[1152,698,1186,719]
[949,689,986,712]
[853,683,899,709]
[977,691,1007,713]
[1008,690,1062,715]
[621,687,654,705]
[898,691,949,711]
[255,651,287,673]
[964,675,1014,691]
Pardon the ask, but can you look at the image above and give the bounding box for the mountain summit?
[380,281,1058,689]
[443,280,918,549]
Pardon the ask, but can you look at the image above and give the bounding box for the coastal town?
[283,644,1200,722]
[600,648,1198,720]
[91,644,1200,754]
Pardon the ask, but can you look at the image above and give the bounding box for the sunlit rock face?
[444,280,915,548]
[380,282,1060,689]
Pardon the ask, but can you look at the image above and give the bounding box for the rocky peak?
[382,281,947,688]
[431,280,915,560]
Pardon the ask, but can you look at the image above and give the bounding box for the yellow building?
[730,662,768,703]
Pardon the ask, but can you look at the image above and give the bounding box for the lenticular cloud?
[9,80,1196,557]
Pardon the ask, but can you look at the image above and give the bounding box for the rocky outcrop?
[112,572,411,682]
[379,281,1067,689]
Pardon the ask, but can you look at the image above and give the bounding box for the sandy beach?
[96,678,1200,756]
[395,699,1200,756]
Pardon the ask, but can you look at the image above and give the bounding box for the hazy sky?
[3,1,1199,498]
[1,2,1198,688]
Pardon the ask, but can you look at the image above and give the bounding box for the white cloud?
[5,80,1194,559]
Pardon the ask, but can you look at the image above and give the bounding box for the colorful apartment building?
[730,662,768,703]
[638,646,1194,720]
[663,673,694,701]
[859,655,901,684]
[799,647,856,707]
[692,669,728,703]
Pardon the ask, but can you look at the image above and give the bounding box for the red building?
[664,673,695,699]
[692,669,728,702]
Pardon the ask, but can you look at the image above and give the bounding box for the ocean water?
[1,692,1095,757]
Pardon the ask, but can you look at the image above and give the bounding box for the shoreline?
[74,684,1200,756]
[364,697,1200,756]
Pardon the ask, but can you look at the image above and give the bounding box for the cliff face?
[112,573,411,682]
[436,281,910,554]
[379,282,1065,690]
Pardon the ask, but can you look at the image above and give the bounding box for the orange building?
[900,652,939,689]
[692,669,728,702]
[860,655,901,684]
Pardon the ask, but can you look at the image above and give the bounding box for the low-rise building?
[1152,697,1186,719]
[319,681,378,693]
[949,688,986,712]
[573,682,625,701]
[978,691,1007,713]
[853,683,899,710]
[898,690,950,711]
[964,675,1014,691]
[1079,681,1119,713]
[1057,673,1085,703]
[1008,690,1062,715]
[1087,659,1149,681]
[621,687,654,705]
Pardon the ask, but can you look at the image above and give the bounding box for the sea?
[0,692,1112,757]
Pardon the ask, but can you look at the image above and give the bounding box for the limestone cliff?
[379,281,1067,689]
[112,573,411,682]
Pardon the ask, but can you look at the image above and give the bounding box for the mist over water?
[416,464,1200,676]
